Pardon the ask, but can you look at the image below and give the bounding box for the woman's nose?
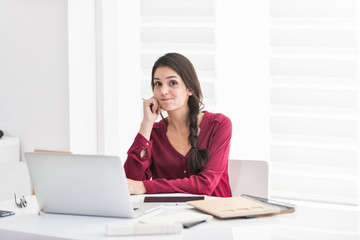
[161,86,169,95]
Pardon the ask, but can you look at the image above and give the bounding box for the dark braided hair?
[151,53,210,174]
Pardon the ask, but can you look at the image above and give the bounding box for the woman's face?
[153,66,192,113]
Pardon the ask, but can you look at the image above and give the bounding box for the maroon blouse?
[124,111,232,197]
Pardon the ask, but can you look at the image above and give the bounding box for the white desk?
[0,195,359,240]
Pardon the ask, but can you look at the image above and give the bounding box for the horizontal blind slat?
[270,0,357,18]
[271,145,358,168]
[270,58,358,78]
[271,29,358,47]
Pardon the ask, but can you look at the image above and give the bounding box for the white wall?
[0,0,70,160]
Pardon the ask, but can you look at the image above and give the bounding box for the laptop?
[24,152,162,218]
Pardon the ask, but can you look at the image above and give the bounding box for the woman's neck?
[167,108,190,134]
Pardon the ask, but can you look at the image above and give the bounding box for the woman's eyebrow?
[166,76,179,79]
[153,76,179,80]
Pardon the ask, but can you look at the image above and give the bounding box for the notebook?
[143,195,206,206]
[24,152,162,218]
[187,195,281,219]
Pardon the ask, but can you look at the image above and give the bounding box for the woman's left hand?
[127,178,147,195]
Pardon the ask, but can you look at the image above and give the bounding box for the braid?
[188,96,198,149]
[188,96,210,174]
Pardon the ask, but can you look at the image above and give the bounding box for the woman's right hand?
[142,96,161,124]
[139,96,161,140]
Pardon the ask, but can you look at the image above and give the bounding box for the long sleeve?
[124,133,153,180]
[143,114,232,197]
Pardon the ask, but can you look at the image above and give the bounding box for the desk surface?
[0,194,359,240]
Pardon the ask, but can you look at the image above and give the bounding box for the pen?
[182,220,206,229]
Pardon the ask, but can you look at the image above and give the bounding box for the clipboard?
[187,195,295,219]
[240,194,296,218]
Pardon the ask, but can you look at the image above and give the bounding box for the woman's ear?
[187,90,193,96]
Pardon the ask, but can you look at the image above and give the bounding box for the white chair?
[228,159,268,198]
[0,162,32,201]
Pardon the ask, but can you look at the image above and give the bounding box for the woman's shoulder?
[201,111,232,138]
[203,111,231,126]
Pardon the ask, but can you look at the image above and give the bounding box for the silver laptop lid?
[25,152,136,218]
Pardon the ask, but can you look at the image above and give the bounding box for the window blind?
[269,0,359,205]
[140,0,217,109]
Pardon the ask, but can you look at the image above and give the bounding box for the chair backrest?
[228,159,268,198]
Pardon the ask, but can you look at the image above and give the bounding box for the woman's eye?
[169,81,177,86]
[154,82,162,87]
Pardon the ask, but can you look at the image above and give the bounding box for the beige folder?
[187,196,280,219]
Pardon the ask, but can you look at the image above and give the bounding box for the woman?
[125,53,232,197]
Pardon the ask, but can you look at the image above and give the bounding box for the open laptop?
[24,152,162,218]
